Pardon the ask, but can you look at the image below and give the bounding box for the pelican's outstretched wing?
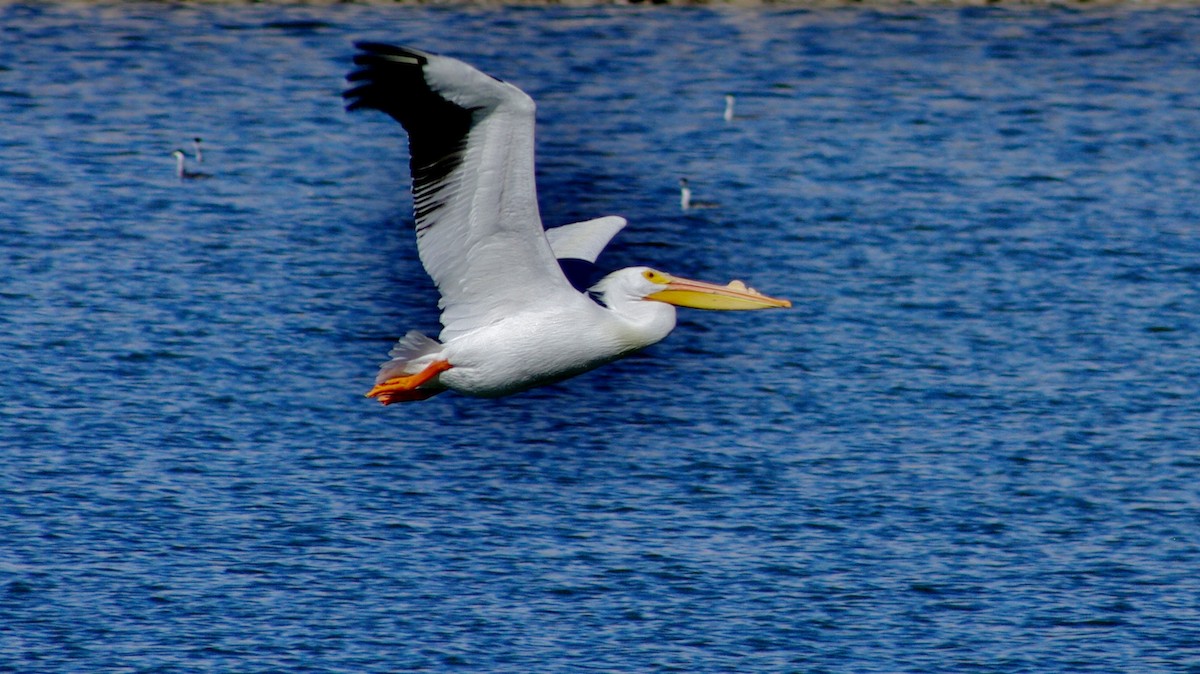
[345,43,579,341]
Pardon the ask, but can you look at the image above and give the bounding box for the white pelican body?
[403,274,672,397]
[345,44,789,403]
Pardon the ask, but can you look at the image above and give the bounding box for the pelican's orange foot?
[373,388,444,405]
[366,360,452,405]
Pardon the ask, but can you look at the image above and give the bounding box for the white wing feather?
[346,45,584,343]
[544,216,627,263]
[414,54,581,342]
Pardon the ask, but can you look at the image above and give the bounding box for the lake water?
[3,3,1200,672]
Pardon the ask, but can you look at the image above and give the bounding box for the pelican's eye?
[642,269,668,284]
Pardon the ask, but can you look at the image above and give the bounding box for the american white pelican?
[680,178,719,210]
[192,137,204,163]
[171,149,211,180]
[344,44,789,404]
[724,94,735,123]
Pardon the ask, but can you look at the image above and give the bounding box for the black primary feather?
[344,43,478,220]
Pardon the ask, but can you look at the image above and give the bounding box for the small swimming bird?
[345,44,789,404]
[171,149,211,180]
[724,94,735,122]
[192,137,204,163]
[680,178,719,210]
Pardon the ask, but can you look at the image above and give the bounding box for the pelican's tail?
[367,331,450,404]
[375,331,444,384]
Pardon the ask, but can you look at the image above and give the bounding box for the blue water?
[3,3,1200,671]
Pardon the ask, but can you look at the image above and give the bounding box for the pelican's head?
[595,267,790,311]
[171,149,185,159]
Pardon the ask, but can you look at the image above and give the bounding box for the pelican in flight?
[344,44,789,404]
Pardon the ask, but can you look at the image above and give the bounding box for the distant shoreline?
[20,0,1200,6]
[349,0,1198,4]
[338,0,1195,5]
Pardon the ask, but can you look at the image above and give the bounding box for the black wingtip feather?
[344,42,477,225]
[342,43,438,119]
[342,41,474,130]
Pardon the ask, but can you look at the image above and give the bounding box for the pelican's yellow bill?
[649,276,791,311]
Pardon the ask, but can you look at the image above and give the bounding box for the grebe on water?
[680,178,719,210]
[172,149,211,180]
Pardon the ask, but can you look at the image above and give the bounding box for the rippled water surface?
[3,3,1200,672]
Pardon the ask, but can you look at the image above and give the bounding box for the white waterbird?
[171,149,211,180]
[345,44,789,404]
[680,178,720,210]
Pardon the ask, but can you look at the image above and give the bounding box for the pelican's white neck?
[590,268,678,352]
